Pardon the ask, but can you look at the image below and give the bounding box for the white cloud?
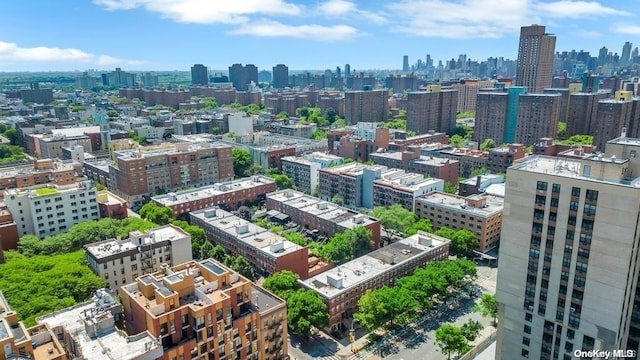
[230,20,362,41]
[0,40,145,66]
[317,0,387,24]
[612,24,640,35]
[94,0,302,24]
[387,0,629,39]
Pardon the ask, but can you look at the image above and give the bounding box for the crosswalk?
[311,350,369,360]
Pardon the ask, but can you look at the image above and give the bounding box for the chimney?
[621,127,627,139]
[476,175,482,188]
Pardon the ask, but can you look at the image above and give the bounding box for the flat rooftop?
[417,191,504,216]
[374,169,443,192]
[190,208,304,258]
[607,136,640,146]
[38,290,161,360]
[152,176,274,206]
[461,174,504,186]
[85,225,188,259]
[510,155,639,187]
[96,190,127,206]
[115,142,230,159]
[267,190,378,227]
[301,233,449,299]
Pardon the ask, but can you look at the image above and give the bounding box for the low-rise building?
[486,144,526,174]
[96,190,128,219]
[152,176,276,218]
[0,291,67,360]
[37,289,162,360]
[120,259,288,360]
[281,153,343,194]
[299,232,450,332]
[415,191,504,252]
[458,174,505,197]
[369,150,459,185]
[266,189,381,249]
[0,206,20,251]
[0,159,78,198]
[84,224,193,294]
[190,207,311,279]
[5,181,99,238]
[372,170,444,211]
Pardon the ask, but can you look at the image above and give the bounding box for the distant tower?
[621,41,633,67]
[345,64,351,77]
[191,64,209,86]
[403,55,410,72]
[272,64,289,89]
[515,24,556,93]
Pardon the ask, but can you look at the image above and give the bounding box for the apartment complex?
[368,150,459,185]
[281,153,344,194]
[120,259,288,360]
[229,64,258,91]
[0,159,78,197]
[152,176,276,218]
[272,64,289,89]
[514,93,561,146]
[495,141,640,359]
[344,89,389,124]
[565,92,610,137]
[372,170,444,211]
[85,224,192,294]
[191,64,209,86]
[0,291,67,360]
[451,79,496,112]
[300,232,450,332]
[415,191,504,252]
[265,189,381,249]
[406,86,458,135]
[593,91,639,151]
[38,289,162,360]
[110,142,234,207]
[516,24,556,93]
[5,181,99,238]
[190,207,311,279]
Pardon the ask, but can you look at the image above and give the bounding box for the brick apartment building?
[415,191,504,252]
[266,189,381,249]
[372,171,444,211]
[406,85,458,135]
[120,259,288,360]
[387,132,449,152]
[369,150,459,185]
[152,176,276,218]
[96,190,128,219]
[190,207,311,279]
[110,142,234,207]
[0,159,78,199]
[299,232,450,332]
[344,89,389,124]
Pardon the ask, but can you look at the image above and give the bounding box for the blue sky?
[0,0,637,72]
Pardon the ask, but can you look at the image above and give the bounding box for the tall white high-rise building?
[496,134,640,359]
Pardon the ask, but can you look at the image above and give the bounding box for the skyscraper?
[403,55,410,72]
[190,64,209,86]
[272,64,289,89]
[228,64,259,91]
[515,24,556,93]
[344,89,389,124]
[406,85,458,135]
[495,136,640,359]
[345,64,351,77]
[598,46,608,66]
[621,41,633,67]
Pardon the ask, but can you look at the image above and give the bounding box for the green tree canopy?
[557,121,567,139]
[232,148,252,178]
[231,255,255,280]
[480,138,497,151]
[311,129,327,139]
[0,250,106,326]
[470,167,489,177]
[272,173,295,190]
[3,128,18,145]
[461,319,484,341]
[107,110,119,118]
[474,293,498,326]
[263,270,299,300]
[0,144,27,164]
[324,107,337,124]
[283,232,307,246]
[371,204,419,234]
[450,134,465,148]
[139,202,173,225]
[276,111,289,119]
[560,134,593,146]
[456,111,475,119]
[444,182,457,194]
[435,227,478,256]
[287,290,329,338]
[435,324,470,360]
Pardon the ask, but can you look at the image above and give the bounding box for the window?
[525,313,532,322]
[522,349,529,358]
[567,329,575,340]
[535,195,546,206]
[585,190,598,201]
[571,187,581,197]
[569,201,579,211]
[537,181,548,191]
[583,335,595,347]
[550,198,559,208]
[552,183,561,193]
[523,337,530,346]
[524,325,531,334]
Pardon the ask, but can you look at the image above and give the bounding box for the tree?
[287,290,329,339]
[202,97,217,110]
[263,270,299,300]
[324,107,337,124]
[107,110,119,118]
[0,144,27,164]
[405,219,432,236]
[561,134,593,146]
[3,128,18,145]
[480,138,496,151]
[321,232,352,265]
[200,243,227,263]
[211,126,221,135]
[456,111,475,119]
[345,226,373,258]
[95,183,105,191]
[139,203,173,225]
[283,232,307,246]
[461,319,484,341]
[354,289,388,332]
[452,229,478,256]
[470,167,489,177]
[444,182,457,194]
[0,250,106,326]
[311,129,327,139]
[474,293,498,326]
[231,256,255,280]
[333,118,347,128]
[277,111,289,119]
[450,134,465,148]
[232,148,252,178]
[243,163,265,176]
[371,204,418,234]
[435,324,470,360]
[272,174,295,189]
[296,107,310,118]
[331,194,344,206]
[557,121,567,139]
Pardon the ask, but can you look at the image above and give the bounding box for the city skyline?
[0,0,638,72]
